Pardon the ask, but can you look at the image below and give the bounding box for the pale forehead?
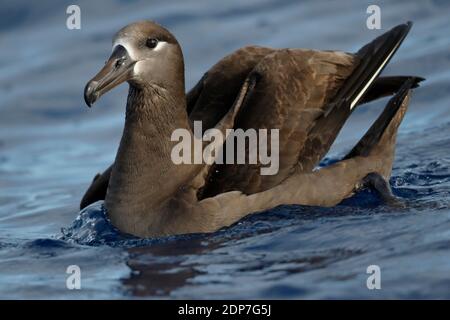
[113,36,168,61]
[112,25,143,47]
[111,22,173,59]
[112,36,139,60]
[113,21,173,42]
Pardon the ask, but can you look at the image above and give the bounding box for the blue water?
[0,0,449,299]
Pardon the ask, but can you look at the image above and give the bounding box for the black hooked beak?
[84,45,135,107]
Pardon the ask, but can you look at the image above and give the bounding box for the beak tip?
[84,96,94,108]
[84,81,98,108]
[83,46,132,108]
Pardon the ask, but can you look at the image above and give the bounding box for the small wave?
[61,185,403,247]
[60,201,209,247]
[24,238,72,249]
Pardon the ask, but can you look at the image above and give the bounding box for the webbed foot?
[362,172,406,208]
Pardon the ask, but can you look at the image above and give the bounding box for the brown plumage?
[81,21,423,238]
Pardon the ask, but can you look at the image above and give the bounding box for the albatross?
[81,20,423,238]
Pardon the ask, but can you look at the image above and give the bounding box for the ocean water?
[0,0,449,299]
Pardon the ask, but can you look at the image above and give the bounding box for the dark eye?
[146,38,158,49]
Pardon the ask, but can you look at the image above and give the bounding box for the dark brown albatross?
[81,20,423,237]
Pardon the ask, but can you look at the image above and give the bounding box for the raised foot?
[362,172,406,208]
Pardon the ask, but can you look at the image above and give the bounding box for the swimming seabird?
[81,21,423,237]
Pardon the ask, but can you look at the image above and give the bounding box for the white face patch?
[133,60,145,76]
[113,37,168,77]
[112,38,168,61]
[153,40,167,52]
[112,38,139,60]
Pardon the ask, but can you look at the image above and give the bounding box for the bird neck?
[105,82,197,234]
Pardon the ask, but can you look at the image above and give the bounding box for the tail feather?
[360,75,424,105]
[324,22,413,116]
[344,77,416,160]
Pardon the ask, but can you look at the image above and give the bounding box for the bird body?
[81,21,423,237]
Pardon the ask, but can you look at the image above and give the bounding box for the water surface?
[0,0,449,299]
